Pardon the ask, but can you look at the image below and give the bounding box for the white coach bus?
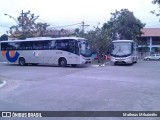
[110,40,138,65]
[0,37,92,67]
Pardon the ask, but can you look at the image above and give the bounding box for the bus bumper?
[110,56,133,64]
[80,57,92,64]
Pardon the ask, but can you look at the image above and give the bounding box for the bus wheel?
[19,57,26,66]
[59,58,67,67]
[146,58,150,61]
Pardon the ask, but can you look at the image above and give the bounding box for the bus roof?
[0,37,87,43]
[112,40,134,43]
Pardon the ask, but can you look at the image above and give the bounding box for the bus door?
[68,40,79,64]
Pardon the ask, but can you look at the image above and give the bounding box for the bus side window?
[75,41,79,55]
[55,40,63,50]
[33,41,42,50]
[6,43,12,50]
[54,40,69,51]
[50,41,56,49]
[12,43,19,50]
[14,42,20,50]
[61,40,69,51]
[32,42,37,50]
[43,41,50,49]
[68,40,76,54]
[55,42,59,50]
[55,41,62,50]
[1,43,7,50]
[19,42,26,50]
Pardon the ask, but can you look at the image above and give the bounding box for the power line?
[4,13,18,24]
[37,18,49,23]
[50,23,82,29]
[80,21,90,33]
[49,21,91,32]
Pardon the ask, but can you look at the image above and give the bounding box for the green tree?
[102,9,145,41]
[9,10,49,39]
[151,0,160,17]
[0,34,8,41]
[152,0,160,4]
[74,28,82,37]
[86,26,111,63]
[36,22,50,37]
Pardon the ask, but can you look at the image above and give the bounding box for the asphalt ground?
[0,61,160,120]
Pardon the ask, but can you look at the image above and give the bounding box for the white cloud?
[0,0,160,35]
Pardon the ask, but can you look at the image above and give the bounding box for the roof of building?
[141,28,160,37]
[112,40,134,42]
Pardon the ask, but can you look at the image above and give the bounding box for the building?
[138,28,160,57]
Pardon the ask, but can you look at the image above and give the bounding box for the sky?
[0,0,160,35]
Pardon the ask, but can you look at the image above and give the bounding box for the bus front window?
[111,42,132,57]
[79,40,92,57]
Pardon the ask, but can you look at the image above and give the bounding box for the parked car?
[144,54,160,61]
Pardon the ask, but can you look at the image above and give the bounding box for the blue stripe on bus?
[6,51,20,62]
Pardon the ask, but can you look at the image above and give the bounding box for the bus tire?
[146,58,150,61]
[19,57,26,66]
[59,58,67,67]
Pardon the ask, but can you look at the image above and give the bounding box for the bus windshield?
[111,42,132,57]
[79,40,92,57]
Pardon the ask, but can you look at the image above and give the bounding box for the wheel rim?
[19,58,25,66]
[59,59,67,67]
[61,60,65,66]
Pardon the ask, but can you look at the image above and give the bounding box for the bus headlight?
[125,56,132,62]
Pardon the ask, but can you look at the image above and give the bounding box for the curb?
[0,80,6,88]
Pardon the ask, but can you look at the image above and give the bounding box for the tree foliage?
[85,26,111,63]
[152,0,160,4]
[102,9,145,41]
[151,0,160,18]
[0,34,8,41]
[9,11,49,39]
[84,9,145,63]
[74,28,84,37]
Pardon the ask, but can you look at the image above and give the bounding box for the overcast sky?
[0,0,160,35]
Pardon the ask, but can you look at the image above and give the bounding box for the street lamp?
[4,13,18,24]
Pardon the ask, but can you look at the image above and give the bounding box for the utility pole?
[21,10,24,33]
[81,21,90,34]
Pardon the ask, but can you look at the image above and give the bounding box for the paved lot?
[0,61,160,120]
